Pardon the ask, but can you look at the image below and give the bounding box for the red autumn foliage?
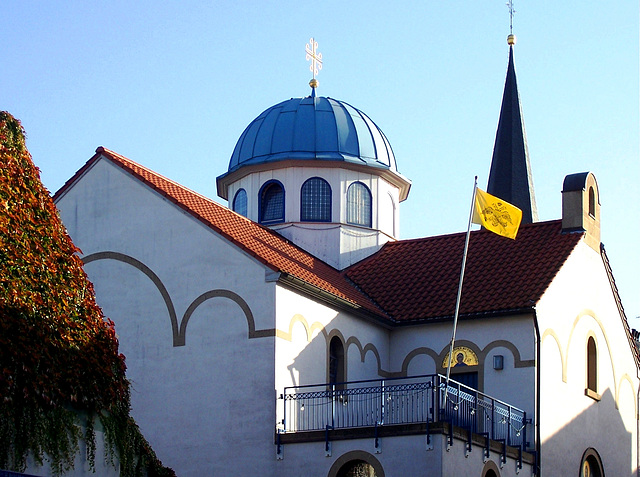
[0,111,128,413]
[0,112,175,476]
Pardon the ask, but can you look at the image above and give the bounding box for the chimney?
[562,172,601,252]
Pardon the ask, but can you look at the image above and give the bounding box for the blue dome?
[228,96,397,173]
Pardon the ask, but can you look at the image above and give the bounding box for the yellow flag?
[472,188,522,239]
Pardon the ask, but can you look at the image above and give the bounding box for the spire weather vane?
[305,37,323,80]
[507,0,515,35]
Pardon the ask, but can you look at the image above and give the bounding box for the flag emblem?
[472,188,522,239]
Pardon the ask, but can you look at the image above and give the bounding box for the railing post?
[507,405,512,446]
[331,384,336,429]
[276,428,283,460]
[523,412,528,450]
[491,398,495,440]
[325,425,333,457]
[456,381,461,426]
[437,375,444,422]
[380,379,385,425]
[282,391,287,433]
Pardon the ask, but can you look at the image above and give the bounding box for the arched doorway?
[328,451,385,477]
[481,460,501,477]
[580,448,604,477]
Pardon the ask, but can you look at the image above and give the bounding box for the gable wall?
[536,240,639,476]
[56,157,279,476]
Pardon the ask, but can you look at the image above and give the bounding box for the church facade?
[52,39,639,477]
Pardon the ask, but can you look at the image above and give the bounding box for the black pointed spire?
[487,36,538,224]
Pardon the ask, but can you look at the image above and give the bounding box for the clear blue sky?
[2,2,638,321]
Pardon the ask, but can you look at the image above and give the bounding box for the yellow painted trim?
[540,329,566,381]
[275,313,327,342]
[565,310,619,403]
[616,373,638,414]
[541,309,637,410]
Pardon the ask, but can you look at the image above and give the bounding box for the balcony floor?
[277,421,535,466]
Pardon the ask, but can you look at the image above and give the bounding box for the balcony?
[278,374,528,452]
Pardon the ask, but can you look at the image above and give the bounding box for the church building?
[52,36,639,477]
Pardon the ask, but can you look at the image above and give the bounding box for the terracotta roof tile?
[345,221,583,322]
[54,148,386,317]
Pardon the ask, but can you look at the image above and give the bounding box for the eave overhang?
[216,159,412,202]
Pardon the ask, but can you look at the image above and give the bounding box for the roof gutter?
[278,272,538,331]
[532,307,542,476]
[216,159,411,202]
[391,306,536,327]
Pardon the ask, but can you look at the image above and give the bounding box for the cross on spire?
[507,0,515,35]
[305,37,323,79]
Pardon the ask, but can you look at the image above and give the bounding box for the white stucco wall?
[56,157,279,476]
[388,316,536,416]
[278,433,531,477]
[274,285,391,398]
[536,240,639,476]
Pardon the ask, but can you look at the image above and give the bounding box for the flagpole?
[444,176,478,405]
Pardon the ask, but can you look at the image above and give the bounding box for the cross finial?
[507,0,515,35]
[305,37,322,94]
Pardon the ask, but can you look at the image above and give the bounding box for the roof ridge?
[345,219,566,275]
[385,218,563,246]
[96,147,266,229]
[97,147,217,204]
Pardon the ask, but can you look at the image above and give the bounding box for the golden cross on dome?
[305,37,323,79]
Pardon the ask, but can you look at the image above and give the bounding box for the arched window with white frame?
[232,188,247,217]
[301,177,331,222]
[347,182,372,228]
[259,180,285,224]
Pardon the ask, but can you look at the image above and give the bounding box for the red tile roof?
[345,221,583,322]
[54,147,387,318]
[54,147,584,325]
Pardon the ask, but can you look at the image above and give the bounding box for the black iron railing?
[280,374,527,448]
